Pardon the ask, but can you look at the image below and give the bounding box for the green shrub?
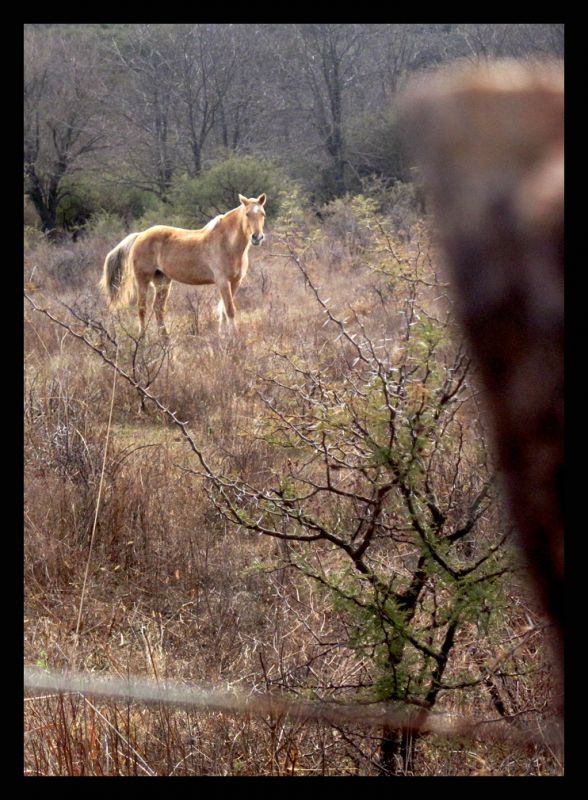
[168,155,294,226]
[56,176,158,232]
[132,200,190,233]
[83,211,130,240]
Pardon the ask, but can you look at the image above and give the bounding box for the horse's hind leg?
[153,272,172,338]
[136,274,151,336]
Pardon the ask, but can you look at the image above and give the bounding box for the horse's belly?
[165,262,216,285]
[181,272,216,286]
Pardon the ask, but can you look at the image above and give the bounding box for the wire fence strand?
[24,666,562,751]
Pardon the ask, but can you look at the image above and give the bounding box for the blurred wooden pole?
[400,61,564,669]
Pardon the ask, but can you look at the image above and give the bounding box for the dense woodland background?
[24,23,564,236]
[24,24,564,777]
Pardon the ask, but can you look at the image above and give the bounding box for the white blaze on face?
[251,205,260,215]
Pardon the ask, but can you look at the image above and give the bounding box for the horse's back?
[131,223,217,285]
[140,224,197,238]
[134,224,209,250]
[136,214,225,247]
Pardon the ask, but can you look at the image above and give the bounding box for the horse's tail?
[99,232,140,308]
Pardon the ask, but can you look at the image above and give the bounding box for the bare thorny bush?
[24,215,561,775]
[193,235,559,774]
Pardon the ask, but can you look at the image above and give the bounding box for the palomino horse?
[100,193,266,336]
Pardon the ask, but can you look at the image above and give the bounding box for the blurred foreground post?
[400,61,564,668]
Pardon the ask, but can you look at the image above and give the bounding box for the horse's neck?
[218,207,249,250]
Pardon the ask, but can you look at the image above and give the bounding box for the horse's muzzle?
[251,233,264,246]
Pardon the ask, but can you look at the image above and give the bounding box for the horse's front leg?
[217,280,238,335]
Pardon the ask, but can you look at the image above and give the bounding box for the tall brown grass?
[24,209,562,776]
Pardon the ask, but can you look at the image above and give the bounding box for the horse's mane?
[202,214,224,231]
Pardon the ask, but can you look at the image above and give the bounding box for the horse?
[99,193,267,337]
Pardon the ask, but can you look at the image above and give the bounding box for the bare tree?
[376,25,418,98]
[190,236,515,774]
[509,24,565,59]
[106,24,252,194]
[107,25,181,197]
[268,24,369,198]
[453,24,565,62]
[172,24,239,175]
[24,26,108,236]
[212,24,271,155]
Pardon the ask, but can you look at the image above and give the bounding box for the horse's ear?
[239,194,248,206]
[257,193,267,206]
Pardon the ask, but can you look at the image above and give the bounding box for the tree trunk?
[380,726,417,775]
[25,167,59,238]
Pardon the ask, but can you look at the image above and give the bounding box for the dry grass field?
[23,202,562,776]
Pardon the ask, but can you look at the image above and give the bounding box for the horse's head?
[239,193,267,246]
